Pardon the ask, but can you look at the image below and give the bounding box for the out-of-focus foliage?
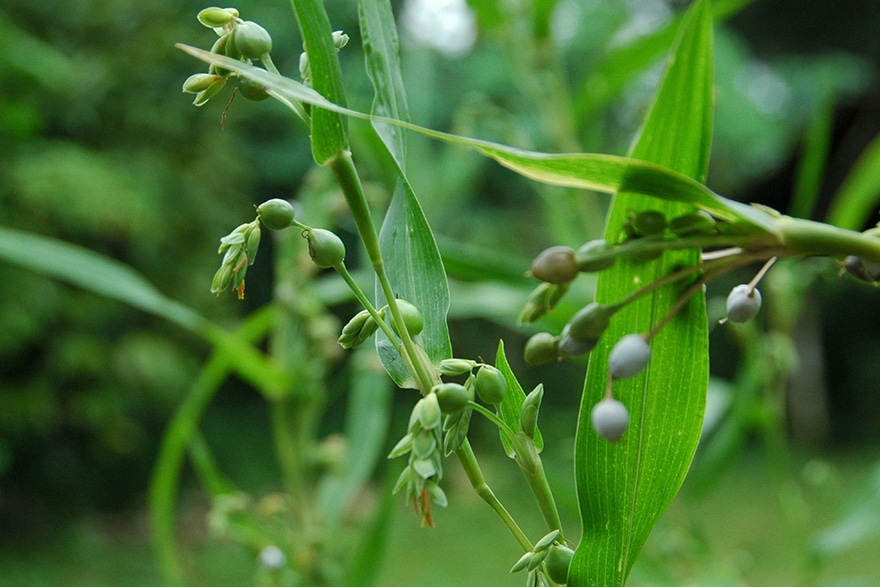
[2,0,880,583]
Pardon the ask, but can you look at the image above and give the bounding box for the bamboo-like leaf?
[290,0,348,164]
[175,44,779,237]
[569,2,713,585]
[359,0,452,385]
[494,339,543,457]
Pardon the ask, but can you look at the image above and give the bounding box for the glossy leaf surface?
[569,1,713,584]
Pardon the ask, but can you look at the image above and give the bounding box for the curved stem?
[454,440,533,552]
[469,402,519,443]
[777,216,880,262]
[328,150,435,392]
[469,403,563,533]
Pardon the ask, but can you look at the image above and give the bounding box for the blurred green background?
[2,0,880,585]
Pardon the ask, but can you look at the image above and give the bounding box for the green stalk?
[777,216,880,261]
[328,150,435,393]
[454,440,533,552]
[149,307,275,587]
[470,403,563,532]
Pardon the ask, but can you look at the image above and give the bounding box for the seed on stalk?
[529,246,578,284]
[591,398,629,442]
[725,284,762,323]
[608,334,651,379]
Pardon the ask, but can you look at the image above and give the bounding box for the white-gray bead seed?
[608,334,651,379]
[725,284,762,323]
[591,398,629,442]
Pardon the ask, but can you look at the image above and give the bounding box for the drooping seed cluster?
[509,529,574,585]
[520,209,788,442]
[388,358,530,526]
[183,7,348,122]
[211,198,349,299]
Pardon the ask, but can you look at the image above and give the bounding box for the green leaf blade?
[494,339,543,457]
[289,0,348,164]
[375,179,453,385]
[359,0,452,384]
[569,1,714,584]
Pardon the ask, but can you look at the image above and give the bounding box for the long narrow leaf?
[570,1,713,585]
[175,44,779,237]
[289,0,348,164]
[0,226,289,395]
[359,0,452,384]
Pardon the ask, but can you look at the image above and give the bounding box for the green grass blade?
[826,131,880,230]
[569,1,713,585]
[359,0,452,383]
[289,0,348,164]
[0,226,289,395]
[0,226,202,331]
[791,92,836,219]
[176,44,778,237]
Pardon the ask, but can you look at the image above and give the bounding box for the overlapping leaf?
[176,44,779,238]
[569,1,713,584]
[359,0,452,385]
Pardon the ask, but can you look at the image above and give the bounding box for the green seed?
[305,228,345,268]
[529,246,578,284]
[474,364,507,405]
[567,302,612,341]
[390,299,424,337]
[524,332,559,366]
[233,20,273,59]
[632,210,667,236]
[434,383,471,414]
[257,198,295,230]
[576,239,616,272]
[238,76,270,101]
[544,545,574,584]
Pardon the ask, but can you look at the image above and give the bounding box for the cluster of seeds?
[182,7,275,106]
[211,198,349,298]
[521,208,786,442]
[183,7,349,124]
[388,358,511,525]
[509,529,574,586]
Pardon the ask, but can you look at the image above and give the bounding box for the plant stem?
[777,216,880,261]
[468,403,563,533]
[328,149,435,392]
[454,440,533,551]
